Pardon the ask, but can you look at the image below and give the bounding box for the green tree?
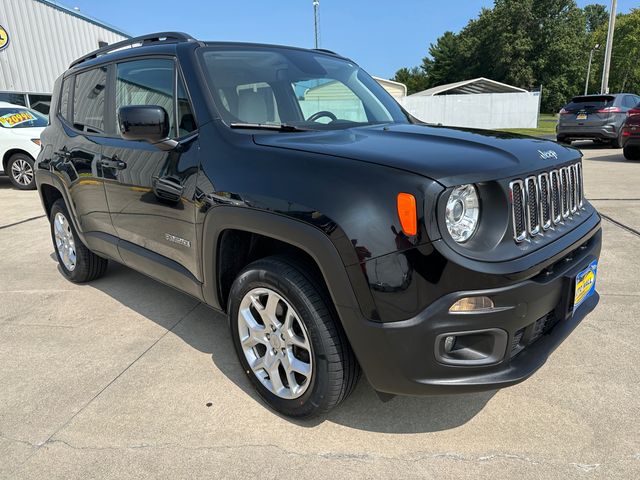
[421,31,462,88]
[394,0,595,112]
[584,4,608,32]
[591,9,640,94]
[392,67,429,95]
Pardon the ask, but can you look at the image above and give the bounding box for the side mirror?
[118,105,170,144]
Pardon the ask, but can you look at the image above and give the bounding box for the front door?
[102,57,200,295]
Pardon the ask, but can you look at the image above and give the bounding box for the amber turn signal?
[397,193,417,236]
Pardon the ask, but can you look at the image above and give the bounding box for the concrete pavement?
[0,144,639,479]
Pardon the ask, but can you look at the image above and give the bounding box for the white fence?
[399,92,541,130]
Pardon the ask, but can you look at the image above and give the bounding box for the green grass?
[499,114,558,137]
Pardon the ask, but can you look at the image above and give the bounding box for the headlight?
[445,184,480,243]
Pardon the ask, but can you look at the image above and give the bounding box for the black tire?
[50,199,108,283]
[7,153,36,190]
[228,256,360,418]
[624,145,640,161]
[611,130,623,149]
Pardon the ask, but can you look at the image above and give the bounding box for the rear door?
[560,95,616,128]
[51,66,120,260]
[101,57,201,294]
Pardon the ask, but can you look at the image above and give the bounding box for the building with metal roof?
[410,77,528,97]
[0,0,129,114]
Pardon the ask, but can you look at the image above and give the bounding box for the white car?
[0,102,47,190]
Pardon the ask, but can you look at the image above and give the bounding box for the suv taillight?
[628,108,640,117]
[559,108,570,115]
[598,106,622,113]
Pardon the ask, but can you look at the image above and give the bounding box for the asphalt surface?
[1,142,638,479]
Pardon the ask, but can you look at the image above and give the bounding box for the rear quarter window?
[59,78,72,121]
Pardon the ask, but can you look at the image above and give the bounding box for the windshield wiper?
[229,122,310,132]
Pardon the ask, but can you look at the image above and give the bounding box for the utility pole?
[313,0,320,49]
[585,44,600,95]
[600,0,617,94]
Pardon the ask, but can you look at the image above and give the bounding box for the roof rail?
[69,32,197,68]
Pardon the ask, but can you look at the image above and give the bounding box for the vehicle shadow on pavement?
[89,261,496,433]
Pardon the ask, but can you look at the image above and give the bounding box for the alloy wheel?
[53,212,77,271]
[238,287,313,399]
[10,158,34,186]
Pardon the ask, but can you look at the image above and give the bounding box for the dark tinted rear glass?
[565,95,615,112]
[73,66,107,133]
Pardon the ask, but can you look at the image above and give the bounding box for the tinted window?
[28,94,52,115]
[623,96,637,108]
[177,74,196,136]
[59,79,71,121]
[116,58,175,135]
[0,92,27,106]
[74,67,107,133]
[566,95,615,112]
[0,107,48,129]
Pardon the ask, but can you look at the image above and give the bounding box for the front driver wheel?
[228,257,360,418]
[7,153,36,190]
[50,199,108,282]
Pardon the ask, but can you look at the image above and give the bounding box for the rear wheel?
[228,256,359,418]
[624,145,640,160]
[611,130,624,148]
[50,199,108,282]
[7,153,36,190]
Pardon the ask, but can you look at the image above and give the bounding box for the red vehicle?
[622,104,640,160]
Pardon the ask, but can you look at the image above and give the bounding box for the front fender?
[200,205,375,318]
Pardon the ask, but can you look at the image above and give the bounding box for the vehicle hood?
[253,123,580,186]
[3,126,45,139]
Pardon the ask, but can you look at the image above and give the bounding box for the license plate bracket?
[574,260,598,312]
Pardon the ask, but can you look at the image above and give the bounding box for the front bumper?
[341,226,601,396]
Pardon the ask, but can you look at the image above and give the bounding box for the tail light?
[597,106,622,113]
[628,108,640,117]
[622,128,631,137]
[559,108,571,115]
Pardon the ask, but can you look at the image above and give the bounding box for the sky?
[63,0,637,79]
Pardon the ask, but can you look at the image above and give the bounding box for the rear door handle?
[100,157,127,170]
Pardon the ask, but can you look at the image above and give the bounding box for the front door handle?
[100,156,127,170]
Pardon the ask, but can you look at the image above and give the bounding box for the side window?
[116,58,177,136]
[73,66,107,133]
[177,74,196,136]
[624,96,637,108]
[59,78,72,121]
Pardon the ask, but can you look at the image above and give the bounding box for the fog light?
[449,296,494,313]
[443,336,456,353]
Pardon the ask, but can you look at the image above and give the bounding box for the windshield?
[0,107,48,129]
[198,46,410,130]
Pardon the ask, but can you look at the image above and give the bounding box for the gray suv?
[557,93,640,147]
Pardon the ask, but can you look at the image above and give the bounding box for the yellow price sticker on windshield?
[0,111,36,128]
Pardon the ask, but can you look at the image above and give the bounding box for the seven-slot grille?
[509,162,584,242]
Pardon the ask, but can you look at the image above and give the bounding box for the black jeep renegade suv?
[36,33,601,418]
